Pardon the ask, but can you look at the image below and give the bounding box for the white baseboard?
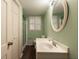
[22,43,27,52]
[26,44,33,45]
[20,53,23,59]
[21,42,34,59]
[22,42,34,52]
[21,43,27,59]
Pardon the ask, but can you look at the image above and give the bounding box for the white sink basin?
[36,38,69,59]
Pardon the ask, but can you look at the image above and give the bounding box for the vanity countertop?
[36,38,69,53]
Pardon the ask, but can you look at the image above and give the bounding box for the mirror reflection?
[51,0,68,32]
[53,0,64,29]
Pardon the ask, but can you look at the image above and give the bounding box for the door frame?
[1,0,8,59]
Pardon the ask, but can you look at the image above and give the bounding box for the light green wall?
[28,16,45,40]
[23,16,26,46]
[44,0,78,59]
[23,16,45,45]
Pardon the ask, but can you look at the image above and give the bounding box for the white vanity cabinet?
[36,52,68,59]
[36,38,69,59]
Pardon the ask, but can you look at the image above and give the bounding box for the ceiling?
[20,0,50,16]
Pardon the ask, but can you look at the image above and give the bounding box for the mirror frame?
[51,0,68,32]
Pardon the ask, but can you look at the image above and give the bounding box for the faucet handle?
[48,39,51,41]
[53,41,57,47]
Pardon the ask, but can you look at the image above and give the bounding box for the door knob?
[8,42,13,46]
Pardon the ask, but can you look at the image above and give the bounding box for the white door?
[11,1,19,59]
[1,0,21,59]
[1,0,13,59]
[1,0,7,59]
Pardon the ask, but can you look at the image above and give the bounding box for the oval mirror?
[51,0,68,32]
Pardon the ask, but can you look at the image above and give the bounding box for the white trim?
[20,53,23,59]
[22,43,27,52]
[21,43,34,58]
[26,44,34,45]
[22,42,34,52]
[51,0,68,32]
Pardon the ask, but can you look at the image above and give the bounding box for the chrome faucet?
[48,39,57,47]
[53,41,57,47]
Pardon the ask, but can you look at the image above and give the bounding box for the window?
[29,16,41,31]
